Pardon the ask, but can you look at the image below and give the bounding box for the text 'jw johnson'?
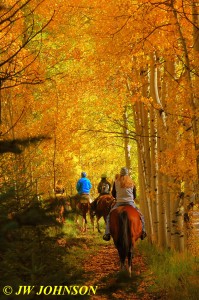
[2,285,98,296]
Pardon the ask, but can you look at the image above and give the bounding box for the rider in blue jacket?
[76,172,92,195]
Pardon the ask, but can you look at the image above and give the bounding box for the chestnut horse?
[110,205,142,277]
[69,194,93,232]
[48,194,67,224]
[90,194,115,233]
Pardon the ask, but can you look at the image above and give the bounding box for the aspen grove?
[0,0,199,253]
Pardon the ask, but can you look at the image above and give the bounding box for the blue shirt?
[76,177,92,194]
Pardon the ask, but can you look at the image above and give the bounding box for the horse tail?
[118,210,131,263]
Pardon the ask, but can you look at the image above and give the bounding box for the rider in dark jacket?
[97,174,111,195]
[91,174,112,215]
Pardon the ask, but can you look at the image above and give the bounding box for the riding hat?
[120,167,129,176]
[101,174,107,178]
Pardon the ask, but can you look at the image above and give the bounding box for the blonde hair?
[116,174,134,188]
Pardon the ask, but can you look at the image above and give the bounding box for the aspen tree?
[149,104,158,243]
[123,106,132,171]
[149,53,168,248]
[162,60,176,249]
[192,0,199,190]
[133,100,153,239]
[135,67,154,240]
[171,0,199,186]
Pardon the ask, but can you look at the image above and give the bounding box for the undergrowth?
[0,213,103,300]
[138,241,199,300]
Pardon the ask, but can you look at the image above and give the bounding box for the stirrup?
[103,234,111,241]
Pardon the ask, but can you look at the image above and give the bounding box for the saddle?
[99,194,114,202]
[79,194,90,204]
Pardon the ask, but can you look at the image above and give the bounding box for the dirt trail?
[83,243,163,300]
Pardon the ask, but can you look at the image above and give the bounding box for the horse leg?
[81,208,85,232]
[82,216,87,232]
[81,216,85,232]
[91,217,94,232]
[75,213,79,224]
[117,247,126,271]
[85,215,87,232]
[89,214,94,231]
[100,215,107,233]
[128,247,134,277]
[97,217,101,233]
[119,252,126,271]
[81,205,87,232]
[60,205,65,223]
[89,207,95,231]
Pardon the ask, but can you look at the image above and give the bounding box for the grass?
[54,215,105,279]
[138,241,199,300]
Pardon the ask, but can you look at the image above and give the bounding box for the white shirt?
[115,181,135,203]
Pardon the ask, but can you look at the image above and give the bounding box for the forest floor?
[82,242,163,300]
[0,216,198,300]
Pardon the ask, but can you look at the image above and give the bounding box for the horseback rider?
[103,167,147,241]
[91,174,112,215]
[76,172,92,202]
[97,174,111,195]
[55,179,65,195]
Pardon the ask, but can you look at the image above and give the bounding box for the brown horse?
[69,194,93,232]
[48,194,67,224]
[110,205,142,277]
[90,194,115,233]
